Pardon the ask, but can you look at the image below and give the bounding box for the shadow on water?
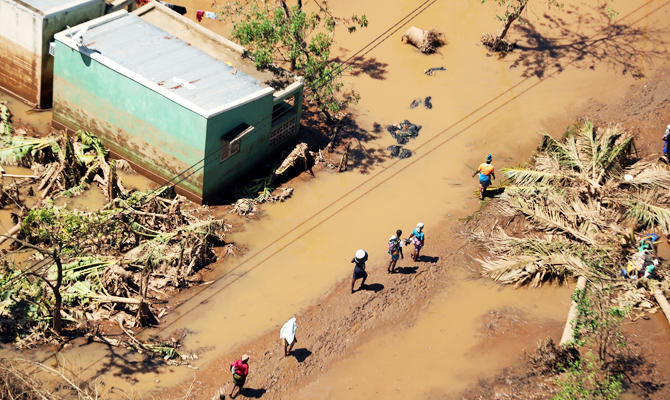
[338,116,389,174]
[506,4,668,78]
[394,266,418,274]
[291,348,312,363]
[332,54,389,80]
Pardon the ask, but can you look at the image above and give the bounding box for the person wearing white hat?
[407,222,425,261]
[229,354,250,398]
[351,249,368,293]
[387,229,404,273]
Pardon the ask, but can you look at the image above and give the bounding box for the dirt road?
[8,0,670,398]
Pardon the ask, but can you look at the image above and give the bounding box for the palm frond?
[503,167,562,186]
[625,195,670,233]
[539,133,583,171]
[479,254,597,287]
[505,193,597,244]
[621,162,670,190]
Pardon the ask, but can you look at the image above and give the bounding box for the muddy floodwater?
[3,0,670,398]
[295,269,571,399]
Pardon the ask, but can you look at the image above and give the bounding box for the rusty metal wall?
[0,0,41,105]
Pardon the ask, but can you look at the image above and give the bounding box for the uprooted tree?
[218,0,368,124]
[480,0,617,52]
[480,0,560,52]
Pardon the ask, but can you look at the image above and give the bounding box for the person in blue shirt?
[663,125,670,161]
[407,222,425,261]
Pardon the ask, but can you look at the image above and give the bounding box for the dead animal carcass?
[401,26,444,54]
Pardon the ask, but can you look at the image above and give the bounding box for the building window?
[221,123,253,162]
[270,118,297,146]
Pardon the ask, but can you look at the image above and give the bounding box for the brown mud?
[3,0,670,398]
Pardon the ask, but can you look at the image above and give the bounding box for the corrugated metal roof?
[70,13,268,114]
[18,0,101,15]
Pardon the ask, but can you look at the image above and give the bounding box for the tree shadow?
[418,255,439,263]
[337,116,389,174]
[612,352,665,396]
[332,55,389,80]
[506,4,668,79]
[240,387,267,398]
[291,348,312,363]
[360,283,384,292]
[394,266,418,274]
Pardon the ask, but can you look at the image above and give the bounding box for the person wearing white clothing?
[280,317,298,357]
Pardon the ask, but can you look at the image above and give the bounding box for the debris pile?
[0,107,235,349]
[424,66,446,76]
[386,120,421,158]
[468,120,670,308]
[401,26,445,54]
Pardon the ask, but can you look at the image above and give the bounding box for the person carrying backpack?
[387,230,404,273]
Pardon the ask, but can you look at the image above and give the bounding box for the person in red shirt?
[229,354,250,398]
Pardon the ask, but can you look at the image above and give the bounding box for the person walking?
[407,223,425,261]
[351,249,368,293]
[280,317,298,357]
[387,230,403,273]
[472,153,496,200]
[229,354,250,399]
[663,124,670,161]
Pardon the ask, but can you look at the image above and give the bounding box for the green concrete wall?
[52,40,207,197]
[203,95,273,199]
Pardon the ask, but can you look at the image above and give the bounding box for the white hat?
[355,249,367,260]
[624,174,634,181]
[417,222,424,229]
[389,235,397,241]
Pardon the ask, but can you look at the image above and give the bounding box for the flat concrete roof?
[54,3,291,118]
[15,0,102,16]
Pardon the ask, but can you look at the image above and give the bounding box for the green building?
[52,2,303,203]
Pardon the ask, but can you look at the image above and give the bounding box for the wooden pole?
[653,289,670,325]
[560,276,587,346]
[0,223,21,245]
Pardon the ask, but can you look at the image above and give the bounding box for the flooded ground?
[2,0,670,398]
[295,270,571,400]
[0,92,52,135]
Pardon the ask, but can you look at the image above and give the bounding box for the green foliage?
[554,354,623,400]
[220,0,367,120]
[554,286,626,400]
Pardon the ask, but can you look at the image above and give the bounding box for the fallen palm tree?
[470,120,670,301]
